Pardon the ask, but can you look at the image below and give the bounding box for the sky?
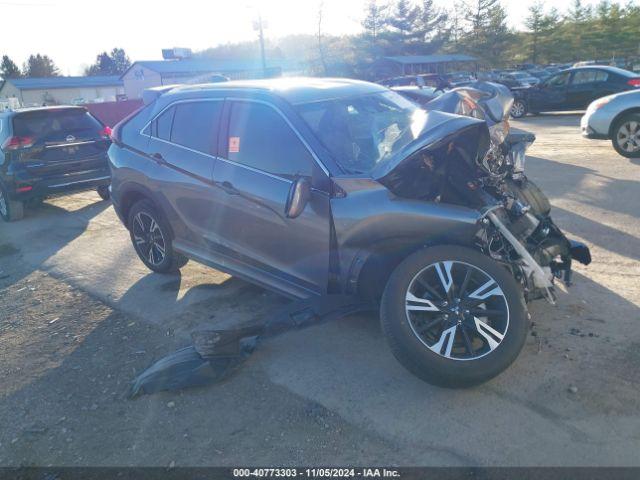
[0,0,628,75]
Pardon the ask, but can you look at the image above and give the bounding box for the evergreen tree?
[362,0,388,47]
[525,2,545,63]
[416,0,449,52]
[0,55,21,79]
[85,48,131,76]
[23,54,59,77]
[385,0,423,52]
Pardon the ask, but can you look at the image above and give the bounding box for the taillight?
[100,126,113,138]
[627,78,640,87]
[1,136,35,151]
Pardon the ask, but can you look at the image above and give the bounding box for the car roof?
[164,77,387,105]
[569,65,638,77]
[0,105,86,117]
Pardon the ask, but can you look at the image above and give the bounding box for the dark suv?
[0,106,112,221]
[108,78,587,387]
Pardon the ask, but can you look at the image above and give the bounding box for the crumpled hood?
[371,110,490,198]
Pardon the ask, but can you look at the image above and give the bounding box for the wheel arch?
[608,108,640,138]
[117,183,180,241]
[118,184,156,229]
[349,236,479,304]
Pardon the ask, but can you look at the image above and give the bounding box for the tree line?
[0,48,131,80]
[198,0,640,77]
[2,1,639,81]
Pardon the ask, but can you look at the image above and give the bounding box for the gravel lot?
[1,113,639,467]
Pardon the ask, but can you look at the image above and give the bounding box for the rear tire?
[97,185,111,201]
[380,245,528,388]
[611,113,640,158]
[127,199,188,273]
[0,184,24,222]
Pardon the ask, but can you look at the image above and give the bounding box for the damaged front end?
[372,109,591,305]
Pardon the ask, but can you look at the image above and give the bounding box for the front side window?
[296,91,424,174]
[170,101,222,155]
[227,102,314,179]
[548,72,570,87]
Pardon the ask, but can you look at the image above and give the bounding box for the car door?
[529,71,571,111]
[210,99,332,296]
[145,99,225,244]
[567,69,601,109]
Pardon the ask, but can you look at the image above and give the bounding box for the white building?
[0,76,124,107]
[120,59,283,100]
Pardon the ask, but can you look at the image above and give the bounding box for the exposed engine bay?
[375,82,592,303]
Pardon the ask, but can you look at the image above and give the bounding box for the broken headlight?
[478,123,510,177]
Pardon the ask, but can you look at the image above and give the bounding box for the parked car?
[108,78,589,387]
[528,69,551,81]
[391,85,441,107]
[445,72,476,87]
[581,89,640,158]
[379,74,450,91]
[494,74,527,90]
[0,106,112,221]
[500,71,540,88]
[510,66,640,118]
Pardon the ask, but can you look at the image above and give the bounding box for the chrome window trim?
[215,155,292,185]
[225,96,331,178]
[138,95,330,183]
[149,134,219,160]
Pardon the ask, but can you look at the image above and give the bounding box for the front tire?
[97,185,111,201]
[611,114,640,158]
[510,99,527,119]
[0,184,24,222]
[380,245,528,388]
[127,200,188,273]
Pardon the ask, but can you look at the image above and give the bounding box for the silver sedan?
[581,89,640,158]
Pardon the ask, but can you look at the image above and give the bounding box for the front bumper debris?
[129,295,372,397]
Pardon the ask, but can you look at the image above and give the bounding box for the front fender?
[331,177,482,290]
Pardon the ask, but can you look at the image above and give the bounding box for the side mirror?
[285,177,311,219]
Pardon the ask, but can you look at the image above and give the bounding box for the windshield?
[296,91,426,174]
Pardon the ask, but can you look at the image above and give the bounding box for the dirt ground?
[1,113,639,467]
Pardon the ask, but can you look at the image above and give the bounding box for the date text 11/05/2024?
[232,468,401,478]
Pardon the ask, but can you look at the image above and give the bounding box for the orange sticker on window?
[229,136,240,153]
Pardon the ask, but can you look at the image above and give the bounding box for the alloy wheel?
[132,212,167,266]
[616,121,640,153]
[510,101,525,118]
[405,261,510,361]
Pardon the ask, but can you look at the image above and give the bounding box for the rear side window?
[13,109,103,142]
[227,102,314,179]
[572,70,598,84]
[170,101,222,154]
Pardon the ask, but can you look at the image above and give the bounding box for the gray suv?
[108,78,589,387]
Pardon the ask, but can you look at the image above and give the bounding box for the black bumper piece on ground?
[128,295,373,398]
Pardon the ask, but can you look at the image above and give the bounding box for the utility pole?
[254,13,268,78]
